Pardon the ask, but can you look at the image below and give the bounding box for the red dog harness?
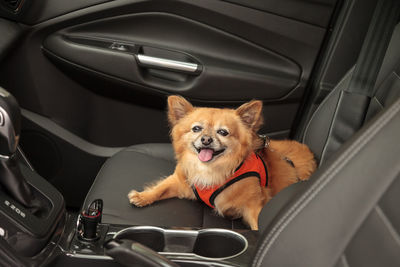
[192,153,268,208]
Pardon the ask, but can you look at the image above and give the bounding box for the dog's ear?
[236,100,263,131]
[168,95,194,126]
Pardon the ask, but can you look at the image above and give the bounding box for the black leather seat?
[85,143,246,228]
[85,24,400,229]
[253,24,400,266]
[255,93,400,267]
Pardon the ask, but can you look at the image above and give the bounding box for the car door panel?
[43,12,301,101]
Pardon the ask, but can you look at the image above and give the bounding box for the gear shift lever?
[0,88,64,258]
[0,87,40,210]
[0,87,20,156]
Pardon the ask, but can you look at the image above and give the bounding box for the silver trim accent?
[66,253,113,260]
[113,226,248,261]
[76,214,81,233]
[0,87,10,97]
[0,111,4,126]
[0,106,18,155]
[107,231,118,236]
[17,146,35,171]
[110,42,129,52]
[0,154,10,159]
[137,54,198,73]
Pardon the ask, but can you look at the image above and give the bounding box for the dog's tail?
[268,140,317,181]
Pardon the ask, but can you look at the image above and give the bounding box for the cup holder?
[113,227,247,260]
[114,226,165,252]
[193,230,247,259]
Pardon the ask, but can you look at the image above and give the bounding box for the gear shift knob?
[0,87,41,211]
[0,87,20,157]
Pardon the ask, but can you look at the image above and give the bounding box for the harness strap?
[209,171,260,207]
[192,185,201,203]
[192,152,268,208]
[256,153,269,181]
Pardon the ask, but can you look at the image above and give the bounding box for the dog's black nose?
[201,136,213,146]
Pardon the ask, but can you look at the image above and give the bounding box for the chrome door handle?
[136,54,199,74]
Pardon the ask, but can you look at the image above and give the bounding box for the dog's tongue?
[198,149,214,162]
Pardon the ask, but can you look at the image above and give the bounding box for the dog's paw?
[128,190,153,207]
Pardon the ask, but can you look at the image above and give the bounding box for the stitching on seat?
[341,254,350,267]
[125,147,175,162]
[374,96,384,108]
[252,99,400,267]
[374,71,400,108]
[375,205,400,246]
[319,90,345,165]
[302,67,354,144]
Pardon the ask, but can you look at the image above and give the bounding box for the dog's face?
[168,96,263,186]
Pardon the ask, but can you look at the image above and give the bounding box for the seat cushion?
[84,143,246,229]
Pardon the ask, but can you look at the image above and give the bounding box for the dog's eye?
[192,126,203,132]
[217,129,229,136]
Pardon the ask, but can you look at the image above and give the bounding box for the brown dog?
[128,96,316,230]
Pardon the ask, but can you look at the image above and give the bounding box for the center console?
[1,163,258,267]
[53,217,259,267]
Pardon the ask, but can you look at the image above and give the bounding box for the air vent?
[1,0,22,12]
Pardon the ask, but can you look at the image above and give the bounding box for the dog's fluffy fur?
[128,96,316,230]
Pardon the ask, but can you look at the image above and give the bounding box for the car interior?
[0,0,400,266]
